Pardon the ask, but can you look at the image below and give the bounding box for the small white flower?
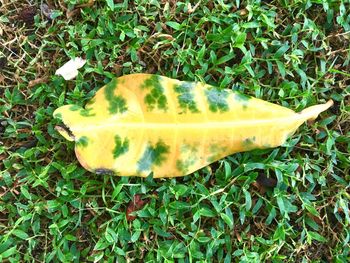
[55,57,86,80]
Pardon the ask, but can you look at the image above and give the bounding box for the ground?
[0,0,349,262]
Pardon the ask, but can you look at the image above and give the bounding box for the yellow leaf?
[53,74,333,178]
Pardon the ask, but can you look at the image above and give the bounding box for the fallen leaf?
[55,57,86,80]
[53,74,333,178]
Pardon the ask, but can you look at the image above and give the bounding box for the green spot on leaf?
[205,87,229,112]
[176,160,188,173]
[234,92,251,109]
[141,75,168,111]
[137,141,170,172]
[76,136,89,148]
[69,105,95,117]
[174,82,200,113]
[86,98,96,106]
[104,78,128,114]
[235,92,251,102]
[113,135,129,159]
[69,105,81,111]
[54,113,62,120]
[176,158,197,174]
[176,144,198,173]
[242,137,256,149]
[80,108,95,117]
[207,144,227,163]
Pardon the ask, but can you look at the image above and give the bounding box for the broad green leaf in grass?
[12,230,29,240]
[106,0,114,11]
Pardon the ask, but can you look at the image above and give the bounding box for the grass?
[0,0,349,262]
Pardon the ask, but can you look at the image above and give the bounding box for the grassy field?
[0,0,349,262]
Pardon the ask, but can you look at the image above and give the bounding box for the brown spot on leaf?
[308,213,323,226]
[126,194,149,221]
